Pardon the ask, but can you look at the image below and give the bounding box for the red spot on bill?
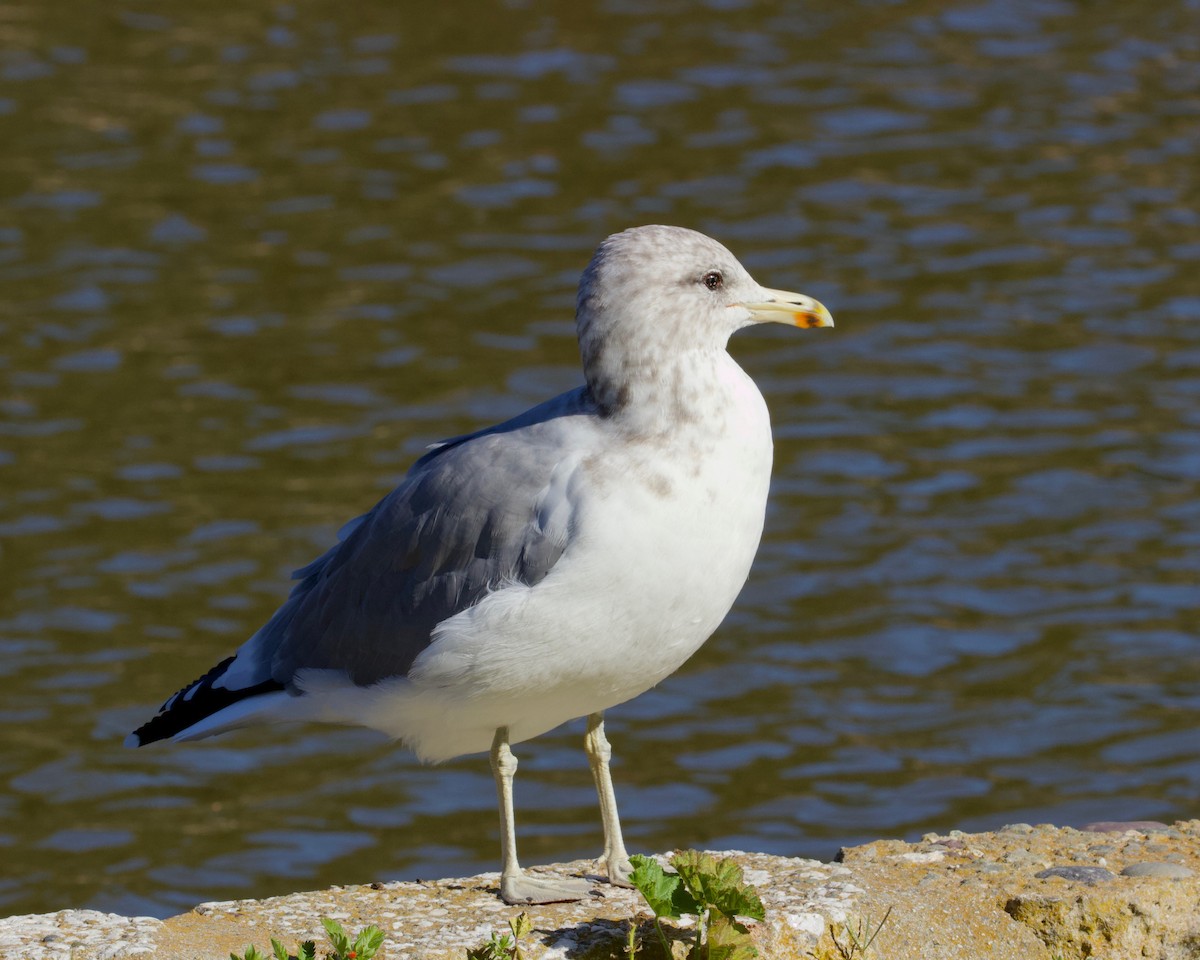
[795,310,834,328]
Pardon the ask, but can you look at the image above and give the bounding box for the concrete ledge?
[4,821,1199,959]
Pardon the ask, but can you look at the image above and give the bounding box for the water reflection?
[1,0,1198,922]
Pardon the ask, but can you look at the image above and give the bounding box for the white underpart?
[290,352,773,762]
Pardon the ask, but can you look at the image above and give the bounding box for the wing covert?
[259,389,594,687]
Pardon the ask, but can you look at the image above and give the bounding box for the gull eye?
[702,270,723,291]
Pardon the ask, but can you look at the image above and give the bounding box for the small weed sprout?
[322,918,386,960]
[825,907,892,960]
[465,911,533,960]
[628,851,765,960]
[230,917,383,960]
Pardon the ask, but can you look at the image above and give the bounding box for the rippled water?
[2,0,1198,921]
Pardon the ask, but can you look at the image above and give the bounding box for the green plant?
[322,918,386,960]
[230,917,384,960]
[628,851,765,960]
[824,908,891,960]
[465,911,533,960]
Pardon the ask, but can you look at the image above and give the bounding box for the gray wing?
[260,387,596,686]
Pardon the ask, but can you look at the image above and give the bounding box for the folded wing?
[128,388,596,745]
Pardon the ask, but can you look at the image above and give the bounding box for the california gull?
[127,224,834,904]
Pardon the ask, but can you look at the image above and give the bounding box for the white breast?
[347,355,774,761]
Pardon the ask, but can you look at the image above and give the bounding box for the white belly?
[335,358,775,761]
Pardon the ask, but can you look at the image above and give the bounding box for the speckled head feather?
[575,225,767,416]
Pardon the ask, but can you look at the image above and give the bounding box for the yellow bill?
[740,287,834,329]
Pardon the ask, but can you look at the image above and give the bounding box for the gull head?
[575,224,832,415]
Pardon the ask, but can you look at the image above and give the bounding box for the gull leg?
[585,712,634,887]
[490,726,592,904]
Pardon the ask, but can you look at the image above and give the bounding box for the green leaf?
[706,915,758,960]
[509,911,532,939]
[352,925,386,960]
[298,941,317,960]
[629,854,701,919]
[321,918,351,957]
[466,932,516,960]
[670,852,765,921]
[269,939,289,960]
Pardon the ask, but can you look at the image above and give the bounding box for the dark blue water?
[1,0,1198,920]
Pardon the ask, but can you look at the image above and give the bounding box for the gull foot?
[501,872,593,905]
[605,855,635,888]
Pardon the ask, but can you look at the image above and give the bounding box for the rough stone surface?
[1120,861,1195,879]
[1082,821,1171,833]
[1034,866,1116,884]
[0,910,162,959]
[5,822,1200,959]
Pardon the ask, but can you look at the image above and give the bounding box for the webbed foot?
[605,854,635,888]
[500,871,593,904]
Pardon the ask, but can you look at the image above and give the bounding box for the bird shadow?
[532,916,638,959]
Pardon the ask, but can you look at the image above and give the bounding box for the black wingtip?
[126,655,284,746]
[126,713,171,748]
